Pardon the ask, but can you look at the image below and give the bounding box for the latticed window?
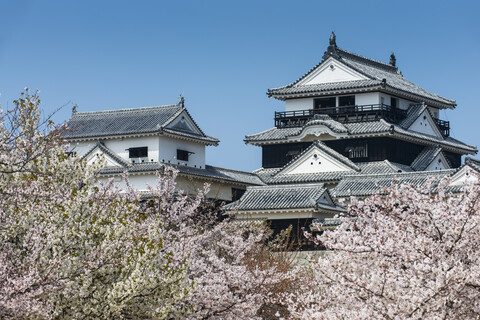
[346,144,368,159]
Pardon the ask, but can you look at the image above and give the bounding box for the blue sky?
[1,0,479,171]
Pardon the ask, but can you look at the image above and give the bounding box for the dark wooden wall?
[261,138,463,169]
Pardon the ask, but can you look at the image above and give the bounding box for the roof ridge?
[336,48,398,73]
[343,168,456,180]
[295,79,380,88]
[73,104,181,116]
[246,182,326,190]
[205,164,258,176]
[274,140,360,176]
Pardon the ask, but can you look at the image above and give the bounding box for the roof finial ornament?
[329,31,336,47]
[389,52,396,67]
[178,94,185,107]
[72,104,78,115]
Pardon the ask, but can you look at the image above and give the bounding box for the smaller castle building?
[64,99,263,201]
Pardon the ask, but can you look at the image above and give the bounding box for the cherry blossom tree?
[142,169,293,320]
[289,180,480,320]
[0,90,189,319]
[0,90,293,320]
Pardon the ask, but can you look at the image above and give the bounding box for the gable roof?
[81,141,131,167]
[465,157,480,172]
[410,147,446,171]
[276,140,360,175]
[64,104,219,145]
[399,103,429,129]
[223,183,342,212]
[268,45,456,109]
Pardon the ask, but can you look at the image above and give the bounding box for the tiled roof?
[268,46,456,109]
[276,140,360,173]
[223,183,341,211]
[99,162,264,186]
[304,115,349,133]
[339,51,455,107]
[81,141,131,167]
[254,160,412,185]
[464,157,480,173]
[356,160,413,174]
[332,169,456,198]
[255,168,351,185]
[268,80,382,96]
[410,147,443,171]
[399,103,428,129]
[245,119,477,154]
[311,217,343,230]
[64,104,219,144]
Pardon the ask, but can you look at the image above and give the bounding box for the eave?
[268,85,456,110]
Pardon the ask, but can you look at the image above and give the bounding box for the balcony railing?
[433,117,450,137]
[274,104,408,128]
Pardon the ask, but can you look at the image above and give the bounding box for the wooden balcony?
[275,104,408,128]
[433,117,450,137]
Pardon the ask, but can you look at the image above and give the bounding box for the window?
[391,97,398,108]
[345,144,368,159]
[339,95,355,106]
[129,147,148,158]
[231,188,246,201]
[177,149,190,161]
[314,97,336,111]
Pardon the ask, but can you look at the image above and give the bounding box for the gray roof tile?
[223,183,340,211]
[245,119,477,154]
[399,103,429,129]
[64,104,219,144]
[81,141,131,167]
[410,147,443,171]
[255,168,351,185]
[332,169,456,198]
[99,162,264,186]
[268,47,456,108]
[268,79,382,96]
[357,160,413,174]
[65,104,182,138]
[464,157,480,173]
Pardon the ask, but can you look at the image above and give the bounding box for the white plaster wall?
[378,93,414,110]
[86,149,121,167]
[68,141,97,157]
[356,92,380,105]
[68,136,206,168]
[410,111,440,136]
[425,154,446,171]
[158,136,206,168]
[285,98,314,112]
[97,174,235,201]
[303,62,365,85]
[103,136,160,163]
[176,176,234,201]
[288,151,349,174]
[398,98,413,110]
[450,169,479,186]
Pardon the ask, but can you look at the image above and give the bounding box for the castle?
[65,33,479,247]
[224,33,478,245]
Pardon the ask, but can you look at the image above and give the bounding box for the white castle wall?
[68,135,206,168]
